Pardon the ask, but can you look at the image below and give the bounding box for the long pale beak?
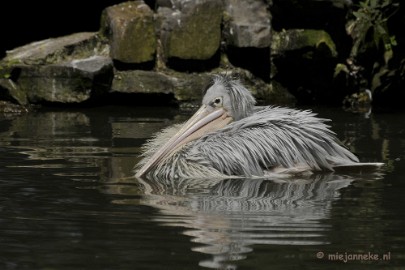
[136,105,233,178]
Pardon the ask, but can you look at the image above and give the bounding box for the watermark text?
[316,251,391,263]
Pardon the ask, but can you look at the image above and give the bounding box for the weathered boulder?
[158,0,223,60]
[0,78,27,105]
[3,32,108,65]
[0,32,113,104]
[223,0,271,48]
[111,70,211,102]
[102,1,156,63]
[111,70,174,94]
[17,56,113,103]
[171,72,213,101]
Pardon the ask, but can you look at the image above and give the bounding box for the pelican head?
[202,75,256,121]
[136,75,256,178]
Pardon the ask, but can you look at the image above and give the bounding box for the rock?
[102,1,156,63]
[223,0,271,48]
[111,70,175,94]
[271,29,337,57]
[270,29,338,103]
[0,100,28,115]
[266,80,296,105]
[16,56,113,103]
[3,32,108,65]
[0,32,112,105]
[0,78,28,105]
[110,68,296,105]
[343,89,373,114]
[110,69,210,102]
[170,72,213,101]
[159,0,223,60]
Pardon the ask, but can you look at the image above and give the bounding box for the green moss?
[272,29,337,58]
[0,59,20,79]
[303,30,337,57]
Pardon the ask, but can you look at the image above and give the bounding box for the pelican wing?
[189,106,359,176]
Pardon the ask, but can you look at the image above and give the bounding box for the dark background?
[0,1,123,58]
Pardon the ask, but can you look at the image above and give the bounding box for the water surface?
[0,106,404,269]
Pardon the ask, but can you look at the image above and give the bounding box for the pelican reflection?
[111,173,382,269]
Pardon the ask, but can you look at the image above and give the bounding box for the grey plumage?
[192,107,357,174]
[136,75,382,180]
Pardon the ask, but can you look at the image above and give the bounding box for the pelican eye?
[211,97,223,107]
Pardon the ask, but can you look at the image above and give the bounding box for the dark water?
[0,105,404,270]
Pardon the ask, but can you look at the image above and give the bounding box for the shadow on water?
[0,106,404,269]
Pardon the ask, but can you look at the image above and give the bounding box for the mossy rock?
[160,0,223,60]
[2,32,108,65]
[271,29,337,58]
[102,1,156,63]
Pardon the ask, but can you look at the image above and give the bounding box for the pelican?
[136,75,383,179]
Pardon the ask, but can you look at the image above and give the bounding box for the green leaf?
[353,11,363,19]
[376,24,387,35]
[381,0,390,8]
[384,49,393,64]
[390,35,397,46]
[360,2,368,8]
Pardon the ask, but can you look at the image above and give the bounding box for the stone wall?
[1,0,403,112]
